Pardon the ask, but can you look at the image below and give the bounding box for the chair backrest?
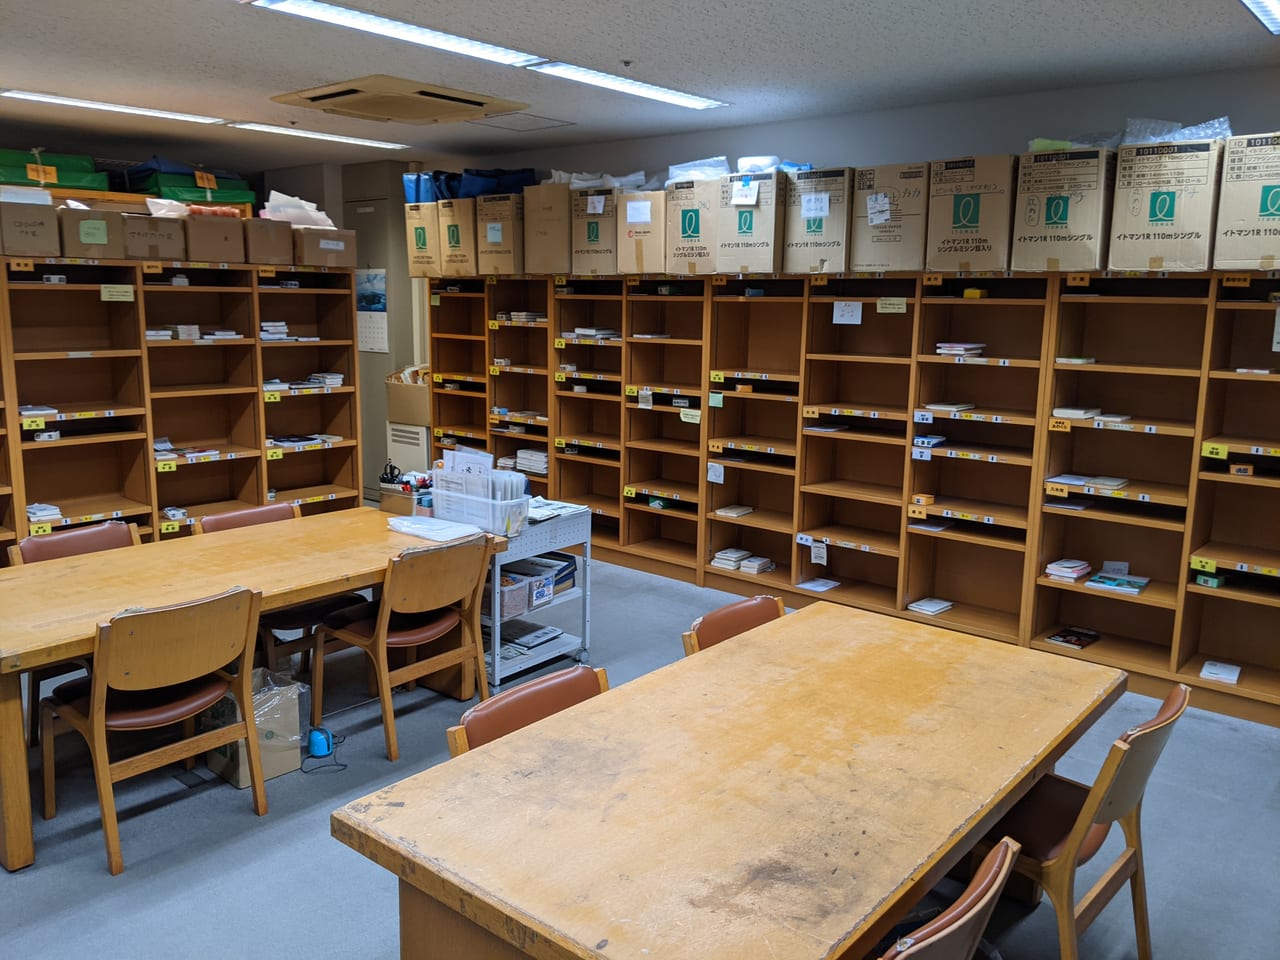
[683,594,786,655]
[448,665,609,756]
[8,520,140,565]
[878,837,1019,959]
[95,587,262,693]
[193,503,300,534]
[383,534,491,618]
[1088,683,1191,826]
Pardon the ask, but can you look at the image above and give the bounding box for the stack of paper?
[511,311,546,322]
[516,449,548,476]
[740,556,775,574]
[260,321,292,341]
[572,326,620,339]
[925,401,975,412]
[166,324,201,340]
[907,597,953,615]
[1045,558,1092,583]
[26,503,62,521]
[1052,406,1101,419]
[263,378,291,392]
[206,330,241,339]
[711,547,751,571]
[497,454,517,470]
[715,504,754,518]
[936,342,985,356]
[308,372,345,386]
[18,404,58,416]
[145,328,174,340]
[1085,573,1149,595]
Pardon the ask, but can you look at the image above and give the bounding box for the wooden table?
[332,601,1125,960]
[0,507,499,872]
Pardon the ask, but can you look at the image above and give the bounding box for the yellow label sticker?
[554,275,567,286]
[1045,483,1069,497]
[708,440,725,453]
[625,385,639,396]
[1257,566,1279,577]
[142,261,164,274]
[9,259,35,272]
[21,417,46,430]
[554,438,567,447]
[194,170,218,190]
[1200,441,1229,460]
[263,391,281,402]
[711,275,727,286]
[258,266,276,278]
[486,275,498,285]
[1190,556,1217,573]
[554,371,567,382]
[267,448,284,460]
[157,461,177,472]
[907,505,928,519]
[160,520,181,534]
[1220,274,1251,288]
[923,273,943,286]
[26,163,57,183]
[431,373,443,382]
[1065,273,1091,287]
[809,274,828,286]
[489,365,502,376]
[553,337,566,349]
[1049,418,1072,432]
[710,371,725,383]
[623,486,636,498]
[802,406,820,418]
[488,319,499,329]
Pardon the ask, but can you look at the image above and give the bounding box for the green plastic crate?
[132,172,255,205]
[0,148,95,172]
[0,166,108,190]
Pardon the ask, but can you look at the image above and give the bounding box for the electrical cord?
[301,733,348,773]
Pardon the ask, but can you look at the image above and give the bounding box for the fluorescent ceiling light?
[230,122,409,149]
[1238,0,1280,33]
[248,0,544,66]
[0,90,224,124]
[526,62,726,110]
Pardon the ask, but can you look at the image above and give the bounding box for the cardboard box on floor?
[0,202,60,257]
[617,190,666,274]
[1109,139,1222,273]
[293,227,357,268]
[571,187,618,275]
[437,198,478,276]
[59,208,124,259]
[716,171,786,274]
[783,168,851,274]
[404,203,441,278]
[476,194,524,275]
[851,163,929,272]
[202,668,303,788]
[185,214,246,264]
[122,214,186,260]
[1012,149,1115,272]
[386,380,431,425]
[244,218,293,265]
[926,155,1016,272]
[523,183,571,275]
[1215,133,1280,271]
[665,180,719,275]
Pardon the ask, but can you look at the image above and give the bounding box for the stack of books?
[714,504,754,518]
[262,378,291,392]
[516,449,548,476]
[205,330,241,340]
[18,404,58,417]
[913,434,947,448]
[1051,406,1101,419]
[1085,572,1150,595]
[165,324,201,340]
[936,342,985,357]
[26,502,62,523]
[740,556,775,575]
[925,401,975,413]
[510,311,546,322]
[145,328,174,341]
[260,321,292,341]
[572,326,620,339]
[1087,476,1129,490]
[497,454,517,470]
[1044,558,1092,583]
[710,547,751,571]
[907,597,953,616]
[1044,625,1101,650]
[307,372,345,387]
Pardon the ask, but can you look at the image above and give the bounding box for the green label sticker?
[430,294,441,306]
[681,208,700,239]
[737,210,754,235]
[952,193,980,229]
[805,217,824,235]
[1045,195,1070,226]
[709,391,724,408]
[1149,191,1176,223]
[79,219,109,245]
[586,221,600,243]
[1260,185,1280,219]
[413,226,427,250]
[447,223,461,248]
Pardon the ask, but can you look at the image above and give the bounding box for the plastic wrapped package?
[260,190,335,227]
[1121,116,1232,145]
[665,156,731,186]
[200,669,307,788]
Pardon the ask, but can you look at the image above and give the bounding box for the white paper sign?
[707,462,725,484]
[638,388,653,409]
[626,200,651,224]
[811,541,828,565]
[867,192,892,225]
[486,222,503,243]
[731,179,760,206]
[1102,560,1130,575]
[679,408,702,424]
[801,192,830,218]
[586,194,605,214]
[833,301,863,325]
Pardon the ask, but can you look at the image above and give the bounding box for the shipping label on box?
[783,167,850,274]
[1215,133,1280,271]
[926,155,1016,272]
[0,202,60,257]
[716,172,785,274]
[618,190,666,274]
[1109,139,1222,272]
[122,214,186,260]
[523,183,571,275]
[404,203,441,278]
[1012,149,1115,272]
[59,208,125,260]
[185,214,246,263]
[244,218,293,265]
[665,180,719,275]
[851,163,929,272]
[477,194,524,275]
[293,227,356,267]
[437,198,478,276]
[572,187,618,275]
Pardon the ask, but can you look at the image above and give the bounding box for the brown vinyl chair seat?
[321,600,460,647]
[47,675,231,732]
[990,774,1110,864]
[682,594,786,656]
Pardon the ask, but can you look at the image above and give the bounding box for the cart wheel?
[575,651,591,665]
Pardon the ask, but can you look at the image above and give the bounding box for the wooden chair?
[878,837,1020,959]
[312,533,492,762]
[682,594,786,656]
[9,520,142,747]
[979,684,1191,960]
[446,664,609,757]
[39,586,268,875]
[193,504,363,674]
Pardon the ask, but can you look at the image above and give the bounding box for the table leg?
[400,881,530,959]
[0,672,35,871]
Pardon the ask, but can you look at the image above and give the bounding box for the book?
[715,504,754,518]
[1087,476,1128,489]
[1045,558,1091,575]
[907,597,952,615]
[1084,573,1150,595]
[1200,660,1241,684]
[925,402,975,412]
[1095,413,1131,423]
[710,557,742,571]
[796,577,839,592]
[1044,625,1101,649]
[714,547,751,562]
[908,520,953,532]
[1052,406,1102,419]
[740,556,775,574]
[1056,357,1096,364]
[912,435,947,447]
[1047,474,1092,486]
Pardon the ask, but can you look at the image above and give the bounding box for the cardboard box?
[716,171,786,274]
[1012,149,1115,272]
[244,218,293,265]
[293,227,356,268]
[851,163,929,272]
[122,214,186,260]
[202,669,302,789]
[404,203,441,278]
[379,487,432,516]
[783,168,851,274]
[571,187,618,275]
[1215,133,1280,271]
[665,180,719,275]
[617,190,666,274]
[1109,140,1222,273]
[185,214,246,264]
[476,194,524,275]
[59,208,124,260]
[437,198,478,276]
[0,202,60,257]
[523,183,571,275]
[386,380,431,426]
[926,155,1017,272]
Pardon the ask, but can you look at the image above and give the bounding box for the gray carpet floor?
[5,558,1278,959]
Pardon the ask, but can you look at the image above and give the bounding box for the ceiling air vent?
[272,75,527,124]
